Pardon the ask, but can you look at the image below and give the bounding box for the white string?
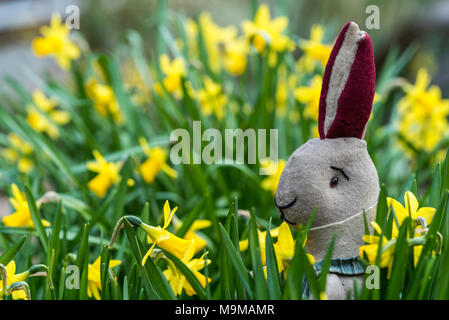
[309,202,377,231]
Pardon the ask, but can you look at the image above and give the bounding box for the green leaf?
[25,186,49,254]
[430,163,442,207]
[0,235,27,265]
[50,201,63,262]
[441,148,449,195]
[100,245,112,300]
[248,213,268,299]
[265,220,281,299]
[375,184,388,227]
[386,219,410,299]
[123,219,175,300]
[176,197,206,238]
[219,223,253,299]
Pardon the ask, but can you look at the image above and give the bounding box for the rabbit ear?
[318,22,375,139]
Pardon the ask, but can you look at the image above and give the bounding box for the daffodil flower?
[387,191,436,238]
[87,150,121,198]
[198,12,238,73]
[26,90,70,140]
[0,261,29,300]
[242,5,294,54]
[273,222,315,275]
[223,37,249,76]
[85,77,123,124]
[2,184,51,228]
[359,221,395,277]
[397,68,449,159]
[32,13,80,70]
[87,256,121,300]
[275,65,298,117]
[294,75,323,122]
[154,55,186,96]
[163,240,211,296]
[197,77,228,119]
[0,261,47,300]
[297,25,332,72]
[138,137,177,184]
[260,159,286,195]
[2,133,34,173]
[173,217,212,254]
[239,226,280,265]
[141,201,192,265]
[388,191,435,266]
[360,191,434,276]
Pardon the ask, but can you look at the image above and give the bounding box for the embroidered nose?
[275,197,297,209]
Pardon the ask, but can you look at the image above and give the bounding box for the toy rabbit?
[275,21,380,299]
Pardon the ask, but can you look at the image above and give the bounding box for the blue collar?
[313,256,365,276]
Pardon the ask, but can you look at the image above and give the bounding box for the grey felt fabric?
[324,22,361,135]
[325,274,364,300]
[306,204,376,261]
[276,137,380,299]
[275,137,379,259]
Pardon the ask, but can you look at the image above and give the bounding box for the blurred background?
[1,0,449,216]
[1,0,449,91]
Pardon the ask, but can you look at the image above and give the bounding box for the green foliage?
[0,0,448,300]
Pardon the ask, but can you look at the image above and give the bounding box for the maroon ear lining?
[325,34,375,139]
[318,22,351,140]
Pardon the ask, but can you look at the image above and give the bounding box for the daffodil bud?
[27,264,48,277]
[125,215,142,227]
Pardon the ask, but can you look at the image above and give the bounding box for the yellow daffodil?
[297,25,332,73]
[154,55,186,96]
[294,75,323,122]
[2,184,50,228]
[121,59,151,106]
[2,133,34,173]
[199,12,238,73]
[223,37,249,76]
[387,191,435,238]
[359,221,395,277]
[26,90,70,139]
[141,201,192,265]
[0,261,29,300]
[274,222,315,274]
[87,256,121,300]
[197,77,228,119]
[138,137,177,184]
[398,68,449,159]
[260,159,286,195]
[185,18,199,59]
[387,191,436,266]
[163,241,211,296]
[87,150,121,198]
[239,226,280,265]
[242,5,294,54]
[85,78,123,124]
[359,190,435,277]
[173,218,212,254]
[32,13,80,70]
[275,66,297,117]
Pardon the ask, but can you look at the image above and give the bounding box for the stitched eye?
[330,176,339,187]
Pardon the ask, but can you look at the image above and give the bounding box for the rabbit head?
[275,22,380,259]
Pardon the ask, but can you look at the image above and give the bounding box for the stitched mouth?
[279,208,297,226]
[275,197,298,225]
